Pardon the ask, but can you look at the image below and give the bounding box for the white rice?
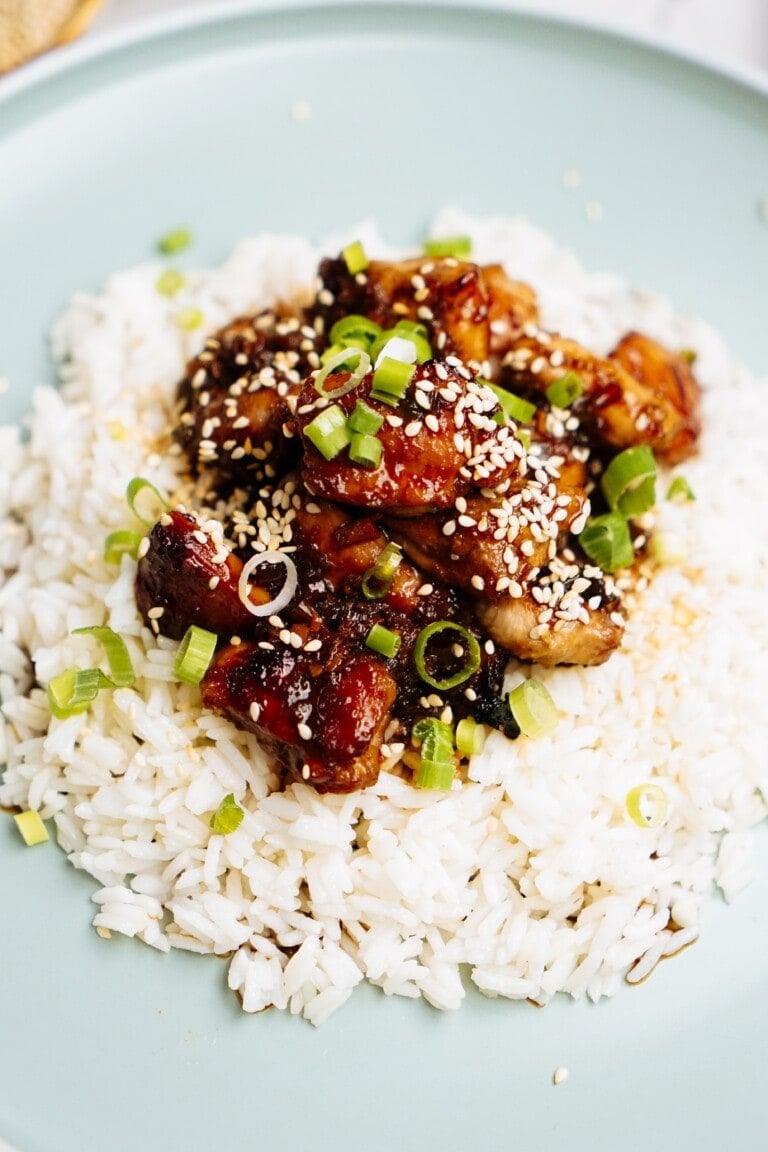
[1,208,767,1025]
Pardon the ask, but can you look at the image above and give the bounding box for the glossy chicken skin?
[175,310,320,480]
[297,362,524,512]
[502,327,701,464]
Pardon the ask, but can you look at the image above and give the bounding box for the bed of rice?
[1,209,767,1026]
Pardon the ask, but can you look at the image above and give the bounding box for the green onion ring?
[126,477,169,528]
[413,621,481,691]
[238,550,298,617]
[173,625,218,685]
[313,346,371,399]
[72,625,135,688]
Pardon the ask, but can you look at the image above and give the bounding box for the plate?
[1,5,767,1151]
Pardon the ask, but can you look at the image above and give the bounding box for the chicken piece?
[202,638,397,793]
[312,255,492,365]
[482,264,540,360]
[502,327,701,464]
[386,484,624,666]
[296,361,524,513]
[175,310,321,480]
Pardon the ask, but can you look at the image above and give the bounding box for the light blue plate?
[1,5,767,1151]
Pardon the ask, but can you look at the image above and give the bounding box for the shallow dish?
[1,5,767,1151]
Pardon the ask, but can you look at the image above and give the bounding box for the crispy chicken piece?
[482,264,540,360]
[296,361,523,513]
[386,484,624,667]
[175,310,321,480]
[502,327,702,464]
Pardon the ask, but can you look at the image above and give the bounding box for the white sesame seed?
[297,722,313,741]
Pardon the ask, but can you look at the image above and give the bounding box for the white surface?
[95,0,768,72]
[0,2,765,1150]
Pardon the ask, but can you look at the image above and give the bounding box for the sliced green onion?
[365,623,401,658]
[348,400,384,435]
[422,235,472,259]
[361,541,403,600]
[13,810,49,846]
[678,348,698,365]
[342,240,368,276]
[47,667,102,719]
[515,428,532,451]
[455,716,487,758]
[667,475,695,503]
[349,432,382,469]
[155,268,186,297]
[650,531,687,567]
[313,346,371,399]
[371,324,432,366]
[72,626,135,687]
[484,381,536,424]
[601,445,657,518]
[545,371,584,409]
[329,315,381,347]
[579,512,634,572]
[413,621,481,691]
[508,678,558,739]
[304,404,352,460]
[173,625,218,685]
[126,477,169,528]
[174,307,204,331]
[371,357,415,406]
[104,530,142,564]
[626,783,668,829]
[209,793,245,835]
[157,227,193,255]
[412,717,455,790]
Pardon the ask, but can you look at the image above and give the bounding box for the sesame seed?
[405,420,422,437]
[249,701,261,723]
[417,583,434,596]
[302,764,311,779]
[297,722,313,741]
[147,606,164,620]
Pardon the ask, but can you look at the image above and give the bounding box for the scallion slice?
[104,530,142,564]
[209,793,245,835]
[348,400,384,435]
[667,475,695,503]
[174,307,204,331]
[157,227,193,255]
[515,428,532,451]
[484,381,536,425]
[155,268,186,297]
[342,241,368,275]
[173,625,218,685]
[601,445,657,518]
[313,346,370,399]
[361,541,403,600]
[422,235,472,259]
[72,626,135,687]
[412,717,455,790]
[47,667,102,719]
[579,512,634,572]
[626,783,668,829]
[329,315,382,347]
[371,324,432,365]
[455,716,487,758]
[371,357,415,406]
[304,404,352,460]
[413,621,481,691]
[349,432,382,469]
[508,679,558,738]
[13,810,49,846]
[126,477,169,528]
[238,551,298,618]
[545,371,584,409]
[365,623,401,658]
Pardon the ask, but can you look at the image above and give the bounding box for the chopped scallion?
[174,307,204,331]
[579,512,634,572]
[342,240,368,276]
[304,404,352,460]
[601,446,657,518]
[103,530,142,565]
[484,381,536,424]
[47,667,102,719]
[13,810,49,846]
[329,315,381,347]
[626,783,668,828]
[173,625,218,685]
[455,717,487,758]
[371,357,415,406]
[72,626,135,687]
[413,621,481,691]
[371,324,431,365]
[209,793,245,835]
[349,432,382,469]
[412,717,455,790]
[667,475,695,503]
[126,477,169,528]
[157,227,193,255]
[545,371,584,409]
[361,541,403,600]
[314,346,371,399]
[155,268,186,297]
[422,235,472,259]
[348,400,384,435]
[508,679,558,738]
[365,623,401,659]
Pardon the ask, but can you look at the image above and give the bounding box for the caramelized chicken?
[502,327,701,464]
[296,361,523,513]
[175,310,321,480]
